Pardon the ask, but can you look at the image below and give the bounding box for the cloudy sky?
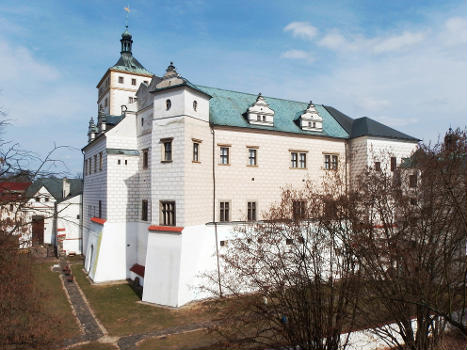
[0,0,465,174]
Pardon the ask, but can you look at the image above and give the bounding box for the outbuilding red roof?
[129,264,145,277]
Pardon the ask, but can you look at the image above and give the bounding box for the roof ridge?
[196,85,314,105]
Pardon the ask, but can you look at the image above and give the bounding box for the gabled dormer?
[300,101,323,131]
[246,93,275,126]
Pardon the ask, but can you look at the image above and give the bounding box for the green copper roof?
[195,86,349,139]
[111,53,152,76]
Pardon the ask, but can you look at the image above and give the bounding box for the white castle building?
[82,28,419,307]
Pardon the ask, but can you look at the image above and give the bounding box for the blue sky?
[0,0,465,175]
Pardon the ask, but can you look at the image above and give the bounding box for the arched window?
[193,100,198,111]
[166,99,171,111]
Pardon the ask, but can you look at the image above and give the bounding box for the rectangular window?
[375,161,381,171]
[248,148,257,166]
[142,148,149,169]
[161,139,172,162]
[129,97,134,104]
[324,154,338,170]
[118,76,124,84]
[141,200,148,221]
[220,201,230,222]
[299,153,306,168]
[98,200,102,218]
[88,158,92,174]
[391,157,397,171]
[247,201,256,221]
[291,151,306,168]
[131,78,136,86]
[409,174,417,188]
[94,155,97,173]
[292,200,306,220]
[160,201,176,226]
[331,155,338,170]
[99,152,103,171]
[193,142,199,162]
[220,147,230,165]
[84,159,88,176]
[291,152,298,168]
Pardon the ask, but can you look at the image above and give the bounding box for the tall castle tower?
[96,27,153,115]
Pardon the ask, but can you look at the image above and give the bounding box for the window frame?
[374,161,381,171]
[141,199,148,221]
[219,201,230,222]
[118,76,124,84]
[99,152,103,171]
[192,141,200,163]
[247,201,257,221]
[292,200,306,220]
[131,78,136,86]
[290,150,307,169]
[160,201,176,226]
[142,148,149,169]
[219,145,230,165]
[247,147,258,166]
[160,138,173,163]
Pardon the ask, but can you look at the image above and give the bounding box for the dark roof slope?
[25,178,83,202]
[323,106,419,142]
[111,54,153,76]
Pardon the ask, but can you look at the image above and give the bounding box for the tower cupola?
[120,26,133,54]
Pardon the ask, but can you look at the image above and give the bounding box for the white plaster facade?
[82,29,419,307]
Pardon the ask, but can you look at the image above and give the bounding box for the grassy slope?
[71,264,212,337]
[32,260,82,341]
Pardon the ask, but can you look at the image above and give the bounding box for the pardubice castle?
[82,27,419,307]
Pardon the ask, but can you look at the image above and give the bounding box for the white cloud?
[0,40,93,127]
[277,14,466,143]
[284,22,318,40]
[373,31,425,53]
[316,29,425,54]
[281,49,315,62]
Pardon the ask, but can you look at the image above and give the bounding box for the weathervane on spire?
[124,4,131,29]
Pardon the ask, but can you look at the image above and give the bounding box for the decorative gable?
[300,101,323,131]
[246,93,275,126]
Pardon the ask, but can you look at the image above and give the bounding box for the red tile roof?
[130,264,145,277]
[148,225,184,233]
[91,217,106,225]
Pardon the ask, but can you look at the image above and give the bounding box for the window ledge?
[192,161,201,164]
[289,167,307,170]
[218,163,231,166]
[246,165,258,168]
[161,160,173,163]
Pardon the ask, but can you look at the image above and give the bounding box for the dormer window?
[246,93,275,126]
[300,101,323,131]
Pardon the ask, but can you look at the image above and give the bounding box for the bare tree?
[0,120,70,348]
[330,128,467,350]
[206,172,361,350]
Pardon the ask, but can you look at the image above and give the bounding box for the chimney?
[62,178,70,198]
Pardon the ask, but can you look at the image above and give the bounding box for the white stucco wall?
[57,194,82,255]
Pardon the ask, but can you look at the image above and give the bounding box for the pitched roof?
[195,86,349,139]
[0,182,31,192]
[324,106,419,142]
[111,53,153,76]
[25,178,83,202]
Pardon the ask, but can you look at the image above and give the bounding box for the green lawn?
[32,260,82,341]
[71,264,213,337]
[136,329,222,350]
